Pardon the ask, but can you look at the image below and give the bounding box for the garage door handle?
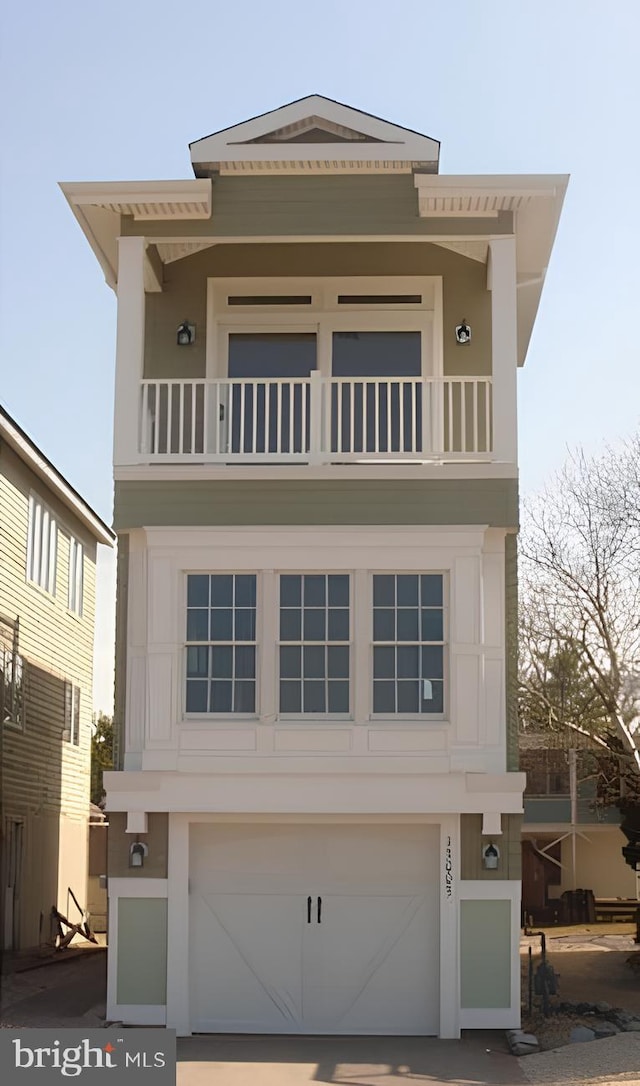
[307,896,312,923]
[317,896,322,924]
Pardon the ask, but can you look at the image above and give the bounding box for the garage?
[189,822,440,1035]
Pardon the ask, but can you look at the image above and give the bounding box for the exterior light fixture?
[177,321,195,346]
[455,319,471,345]
[129,841,148,868]
[482,842,500,870]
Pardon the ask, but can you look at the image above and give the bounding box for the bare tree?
[520,441,640,775]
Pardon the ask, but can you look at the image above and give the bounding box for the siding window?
[68,538,84,616]
[372,574,445,715]
[26,495,57,595]
[279,574,350,714]
[186,574,257,714]
[63,682,81,745]
[1,645,25,730]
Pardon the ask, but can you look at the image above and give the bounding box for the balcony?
[139,375,493,463]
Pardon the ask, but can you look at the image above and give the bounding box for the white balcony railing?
[139,374,493,462]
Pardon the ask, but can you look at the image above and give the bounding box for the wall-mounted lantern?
[455,319,471,345]
[482,842,500,870]
[177,321,196,346]
[129,841,149,869]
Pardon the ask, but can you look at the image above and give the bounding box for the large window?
[372,574,445,714]
[68,537,84,616]
[279,575,350,714]
[27,495,57,595]
[186,574,257,714]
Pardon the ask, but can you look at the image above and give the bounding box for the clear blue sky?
[1,1,638,711]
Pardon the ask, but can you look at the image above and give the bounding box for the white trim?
[458,879,521,1030]
[0,414,114,547]
[166,814,190,1034]
[107,1005,167,1026]
[108,878,168,898]
[60,180,212,219]
[439,815,460,1038]
[114,237,146,467]
[114,462,519,482]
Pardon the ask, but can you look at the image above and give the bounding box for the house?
[0,406,115,950]
[520,732,638,922]
[62,95,567,1037]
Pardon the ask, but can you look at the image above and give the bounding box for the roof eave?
[0,408,115,547]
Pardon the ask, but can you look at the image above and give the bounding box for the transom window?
[372,574,444,714]
[279,574,350,714]
[27,495,57,595]
[186,574,257,714]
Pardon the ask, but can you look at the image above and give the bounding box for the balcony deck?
[140,375,493,463]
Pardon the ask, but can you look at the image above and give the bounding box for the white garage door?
[189,823,440,1035]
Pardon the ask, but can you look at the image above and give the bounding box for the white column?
[166,813,191,1034]
[487,237,518,465]
[439,814,460,1038]
[114,235,146,467]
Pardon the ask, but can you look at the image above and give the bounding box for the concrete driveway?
[176,1032,527,1086]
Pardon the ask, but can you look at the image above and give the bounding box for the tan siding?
[0,440,100,946]
[107,813,168,878]
[143,241,491,382]
[460,813,522,880]
[114,477,519,531]
[123,175,513,240]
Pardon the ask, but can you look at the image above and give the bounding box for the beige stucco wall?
[559,828,637,898]
[143,241,491,382]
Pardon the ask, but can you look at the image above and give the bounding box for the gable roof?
[190,95,440,176]
[0,405,115,547]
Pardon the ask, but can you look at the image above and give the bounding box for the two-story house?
[0,406,115,950]
[63,96,566,1037]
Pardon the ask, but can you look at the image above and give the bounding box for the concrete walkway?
[176,1033,527,1086]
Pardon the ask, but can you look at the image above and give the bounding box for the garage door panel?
[190,891,304,1032]
[305,895,438,1034]
[189,823,440,1035]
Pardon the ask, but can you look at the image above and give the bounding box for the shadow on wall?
[1,662,84,950]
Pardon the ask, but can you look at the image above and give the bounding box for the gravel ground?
[519,1032,640,1085]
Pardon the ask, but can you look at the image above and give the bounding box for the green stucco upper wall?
[117,897,167,1005]
[460,899,511,1008]
[113,477,518,531]
[143,241,492,381]
[124,175,513,240]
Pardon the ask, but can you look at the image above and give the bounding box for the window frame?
[207,277,441,383]
[26,493,58,597]
[277,572,352,720]
[184,572,259,718]
[1,632,25,733]
[68,536,84,617]
[63,681,81,746]
[370,571,448,722]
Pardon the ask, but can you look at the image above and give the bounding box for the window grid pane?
[186,574,257,714]
[372,574,445,715]
[279,574,350,714]
[27,496,58,595]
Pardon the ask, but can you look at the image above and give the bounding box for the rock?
[622,1021,640,1031]
[576,1002,593,1014]
[570,1026,596,1043]
[612,1011,633,1027]
[595,1001,612,1014]
[507,1030,539,1056]
[593,1021,620,1038]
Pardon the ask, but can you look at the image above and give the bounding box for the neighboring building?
[0,407,115,949]
[63,96,567,1036]
[521,732,637,922]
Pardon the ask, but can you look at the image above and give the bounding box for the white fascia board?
[0,411,115,546]
[191,95,439,167]
[61,180,212,217]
